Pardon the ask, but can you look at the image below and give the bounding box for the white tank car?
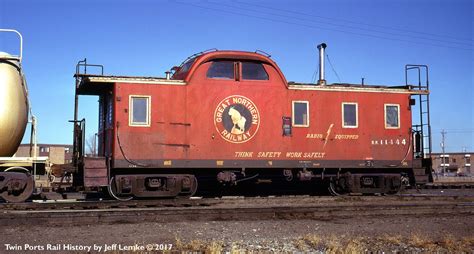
[0,51,29,156]
[0,29,37,203]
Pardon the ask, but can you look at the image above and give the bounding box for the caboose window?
[342,103,358,128]
[292,101,309,127]
[385,104,400,129]
[129,95,151,127]
[207,61,235,79]
[242,62,269,80]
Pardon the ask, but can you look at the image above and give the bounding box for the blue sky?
[1,0,472,152]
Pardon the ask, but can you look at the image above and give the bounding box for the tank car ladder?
[406,65,433,183]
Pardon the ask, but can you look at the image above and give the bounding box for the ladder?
[406,65,432,159]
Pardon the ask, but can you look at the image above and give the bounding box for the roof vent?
[317,43,327,86]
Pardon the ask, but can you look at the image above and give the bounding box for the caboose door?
[97,92,114,157]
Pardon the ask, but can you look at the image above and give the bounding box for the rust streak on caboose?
[72,45,432,199]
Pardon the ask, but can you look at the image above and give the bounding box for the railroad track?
[1,195,473,226]
[0,194,472,211]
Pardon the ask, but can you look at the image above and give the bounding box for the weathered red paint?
[86,50,416,169]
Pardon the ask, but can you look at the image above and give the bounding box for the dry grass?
[104,234,474,253]
[174,237,224,253]
[294,234,366,253]
[379,233,403,245]
[408,232,439,251]
[293,238,308,251]
[439,234,474,253]
[294,233,474,253]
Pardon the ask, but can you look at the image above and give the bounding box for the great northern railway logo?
[214,95,260,144]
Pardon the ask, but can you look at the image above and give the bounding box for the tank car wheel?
[107,176,133,201]
[0,173,34,203]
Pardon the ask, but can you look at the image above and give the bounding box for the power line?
[433,129,474,134]
[216,0,473,47]
[235,0,473,43]
[175,1,472,51]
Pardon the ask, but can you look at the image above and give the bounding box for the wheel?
[328,178,349,196]
[384,185,402,195]
[107,176,133,201]
[384,175,405,195]
[179,176,198,198]
[0,172,34,203]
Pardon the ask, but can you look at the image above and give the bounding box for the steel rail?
[1,194,473,211]
[1,198,473,226]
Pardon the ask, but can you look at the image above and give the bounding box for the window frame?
[206,60,236,80]
[292,101,310,127]
[342,102,358,128]
[440,154,450,167]
[129,95,151,127]
[384,104,400,129]
[240,61,269,81]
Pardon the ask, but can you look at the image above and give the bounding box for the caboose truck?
[0,29,50,203]
[72,43,432,199]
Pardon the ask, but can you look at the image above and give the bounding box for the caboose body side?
[74,49,432,198]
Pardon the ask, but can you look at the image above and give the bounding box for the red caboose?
[73,44,432,199]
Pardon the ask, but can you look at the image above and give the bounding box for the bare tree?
[85,134,97,156]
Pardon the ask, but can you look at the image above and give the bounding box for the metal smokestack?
[317,43,327,85]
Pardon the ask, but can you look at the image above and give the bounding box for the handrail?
[178,48,218,68]
[255,49,271,58]
[69,118,86,166]
[405,64,429,90]
[406,64,432,158]
[0,29,23,62]
[75,58,104,76]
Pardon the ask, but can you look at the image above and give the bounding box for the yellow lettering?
[306,133,323,139]
[286,152,302,158]
[235,152,253,158]
[257,152,282,158]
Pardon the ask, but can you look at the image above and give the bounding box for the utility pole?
[441,129,447,174]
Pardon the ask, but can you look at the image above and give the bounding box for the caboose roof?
[76,73,428,95]
[75,74,186,95]
[75,50,429,96]
[76,74,185,85]
[288,82,429,94]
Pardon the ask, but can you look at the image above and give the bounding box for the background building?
[431,152,472,176]
[15,144,73,165]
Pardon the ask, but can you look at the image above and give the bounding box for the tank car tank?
[0,31,28,156]
[0,29,34,203]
